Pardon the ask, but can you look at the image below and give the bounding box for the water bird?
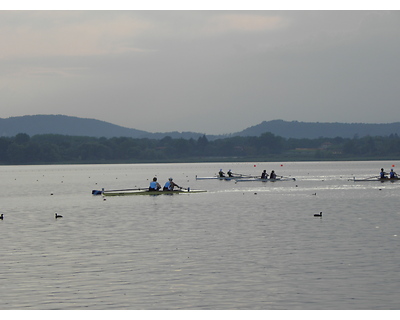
[0,214,3,220]
[55,213,63,219]
[314,212,322,217]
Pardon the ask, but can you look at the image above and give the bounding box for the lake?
[0,161,399,310]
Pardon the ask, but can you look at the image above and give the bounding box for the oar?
[363,175,380,180]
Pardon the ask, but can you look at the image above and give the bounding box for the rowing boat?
[351,177,400,182]
[195,175,253,181]
[235,177,296,182]
[100,189,207,196]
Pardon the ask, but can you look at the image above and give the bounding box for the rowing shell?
[235,177,296,182]
[195,175,253,181]
[102,189,207,196]
[351,177,400,182]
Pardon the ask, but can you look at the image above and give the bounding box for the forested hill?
[0,115,206,140]
[1,115,400,140]
[0,115,147,138]
[232,120,400,139]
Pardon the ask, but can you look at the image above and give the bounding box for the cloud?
[0,11,153,59]
[205,12,288,34]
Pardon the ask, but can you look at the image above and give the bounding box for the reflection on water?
[0,161,399,309]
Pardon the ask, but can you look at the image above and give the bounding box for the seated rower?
[380,168,388,179]
[270,170,277,179]
[389,168,397,179]
[227,169,233,177]
[149,177,161,191]
[219,169,225,177]
[261,170,269,179]
[163,177,181,191]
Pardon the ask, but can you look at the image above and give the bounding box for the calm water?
[1,161,399,310]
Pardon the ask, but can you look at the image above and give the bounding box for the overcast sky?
[1,5,400,134]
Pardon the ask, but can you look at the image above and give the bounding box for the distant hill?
[231,120,400,139]
[1,115,400,140]
[0,115,207,140]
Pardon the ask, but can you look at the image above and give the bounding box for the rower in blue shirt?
[389,168,397,179]
[163,177,181,191]
[380,168,388,179]
[149,177,161,191]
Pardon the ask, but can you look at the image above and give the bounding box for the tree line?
[1,132,400,165]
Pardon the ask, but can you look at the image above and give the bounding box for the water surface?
[1,161,399,309]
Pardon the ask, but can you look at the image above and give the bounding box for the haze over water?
[1,161,399,309]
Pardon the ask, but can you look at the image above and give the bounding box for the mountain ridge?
[231,119,400,139]
[1,114,400,140]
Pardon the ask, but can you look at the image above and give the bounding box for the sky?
[1,2,400,135]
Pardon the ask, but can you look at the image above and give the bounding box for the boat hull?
[236,178,296,182]
[352,177,400,182]
[195,175,253,181]
[102,189,207,196]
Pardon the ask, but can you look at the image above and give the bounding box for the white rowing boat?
[350,177,400,182]
[235,177,296,182]
[195,175,254,181]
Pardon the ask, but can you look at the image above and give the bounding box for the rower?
[227,169,233,177]
[149,177,161,191]
[270,170,277,179]
[163,177,181,191]
[261,170,268,179]
[380,168,388,179]
[390,168,397,179]
[219,169,225,177]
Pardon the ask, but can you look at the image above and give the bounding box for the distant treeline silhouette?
[1,132,400,164]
